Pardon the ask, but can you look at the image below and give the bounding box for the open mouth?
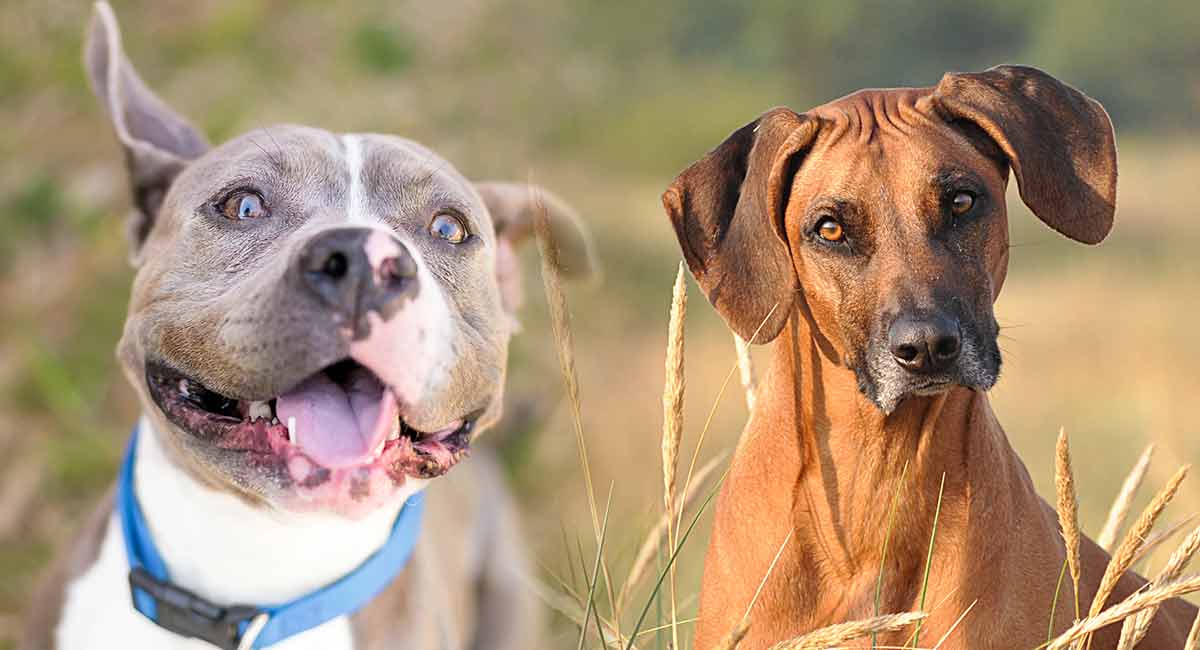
[146,359,473,498]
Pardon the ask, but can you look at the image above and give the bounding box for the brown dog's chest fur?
[695,316,1196,649]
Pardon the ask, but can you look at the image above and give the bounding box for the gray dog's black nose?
[298,227,418,326]
[888,314,961,374]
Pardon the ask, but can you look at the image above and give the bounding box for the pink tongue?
[275,368,396,468]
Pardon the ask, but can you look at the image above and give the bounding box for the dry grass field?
[0,1,1197,648]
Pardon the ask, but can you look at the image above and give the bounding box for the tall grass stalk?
[733,334,756,412]
[533,190,623,637]
[626,472,727,650]
[1047,558,1069,643]
[931,599,977,649]
[617,453,726,611]
[1097,444,1155,552]
[911,472,947,649]
[662,263,688,650]
[578,486,614,650]
[873,460,911,649]
[674,303,778,538]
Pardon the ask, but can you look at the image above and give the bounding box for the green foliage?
[350,23,415,74]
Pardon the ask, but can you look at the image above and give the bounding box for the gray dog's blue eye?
[429,212,468,244]
[220,190,268,220]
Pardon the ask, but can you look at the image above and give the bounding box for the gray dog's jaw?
[144,357,477,516]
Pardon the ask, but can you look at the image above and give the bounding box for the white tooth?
[287,416,297,443]
[388,419,401,441]
[178,380,190,397]
[272,417,280,426]
[372,439,385,457]
[248,401,271,421]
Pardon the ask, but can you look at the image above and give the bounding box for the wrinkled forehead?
[795,88,1005,201]
[178,126,492,235]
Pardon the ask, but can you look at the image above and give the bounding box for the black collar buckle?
[129,567,264,650]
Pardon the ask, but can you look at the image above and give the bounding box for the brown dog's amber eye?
[221,191,268,220]
[951,191,975,216]
[816,217,845,243]
[429,212,468,244]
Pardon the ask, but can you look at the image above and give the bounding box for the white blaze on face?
[341,134,455,407]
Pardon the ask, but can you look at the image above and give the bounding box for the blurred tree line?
[553,0,1199,128]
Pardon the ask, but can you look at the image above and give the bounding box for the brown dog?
[663,65,1196,649]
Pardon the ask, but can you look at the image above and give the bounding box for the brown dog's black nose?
[888,315,961,374]
[298,227,417,326]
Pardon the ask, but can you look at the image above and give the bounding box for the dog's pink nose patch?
[275,367,398,468]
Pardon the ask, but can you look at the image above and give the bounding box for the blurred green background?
[1,0,1197,647]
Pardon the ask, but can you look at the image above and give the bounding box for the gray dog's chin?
[854,343,1000,415]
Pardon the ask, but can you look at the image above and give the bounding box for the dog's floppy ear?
[929,65,1117,245]
[663,108,819,343]
[474,181,598,318]
[84,1,209,255]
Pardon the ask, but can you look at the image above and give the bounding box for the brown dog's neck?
[701,311,1044,640]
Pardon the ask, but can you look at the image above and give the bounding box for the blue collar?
[116,427,425,650]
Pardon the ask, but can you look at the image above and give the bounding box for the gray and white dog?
[24,3,594,648]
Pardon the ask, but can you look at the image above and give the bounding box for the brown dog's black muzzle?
[298,227,418,335]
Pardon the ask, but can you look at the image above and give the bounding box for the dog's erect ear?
[663,107,819,343]
[930,65,1117,245]
[474,182,598,318]
[84,1,209,254]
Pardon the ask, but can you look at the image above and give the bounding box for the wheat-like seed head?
[1097,444,1155,552]
[767,612,926,650]
[1129,513,1200,567]
[1118,523,1200,649]
[1049,573,1200,650]
[662,262,687,519]
[1081,465,1190,648]
[1055,427,1082,618]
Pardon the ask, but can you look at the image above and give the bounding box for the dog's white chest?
[56,518,352,647]
[55,516,356,650]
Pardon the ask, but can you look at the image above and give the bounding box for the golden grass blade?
[874,460,911,649]
[577,486,615,650]
[1097,444,1155,552]
[1047,573,1200,650]
[912,472,947,648]
[733,333,757,412]
[661,263,688,650]
[675,302,778,536]
[1055,428,1083,621]
[533,578,635,650]
[932,599,978,649]
[617,452,727,610]
[1186,608,1200,649]
[738,529,795,624]
[533,189,622,638]
[1118,522,1200,649]
[769,612,926,650]
[625,470,728,650]
[1082,465,1189,648]
[1130,513,1200,567]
